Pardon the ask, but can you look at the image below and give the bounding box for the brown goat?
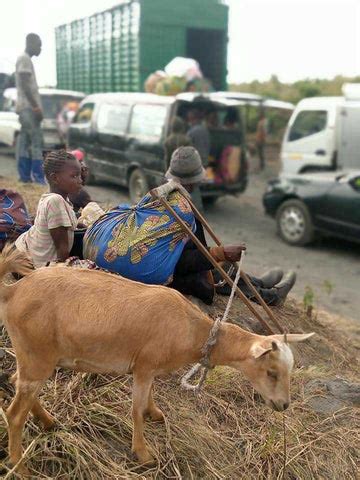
[0,246,314,474]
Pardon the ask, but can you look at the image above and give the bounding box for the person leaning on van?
[15,33,45,184]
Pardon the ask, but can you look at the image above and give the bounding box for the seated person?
[163,147,296,305]
[15,150,81,267]
[84,146,296,306]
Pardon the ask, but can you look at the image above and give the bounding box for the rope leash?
[181,253,244,393]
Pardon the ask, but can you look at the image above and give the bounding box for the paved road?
[1,151,359,323]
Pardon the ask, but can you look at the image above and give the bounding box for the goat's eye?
[267,370,278,380]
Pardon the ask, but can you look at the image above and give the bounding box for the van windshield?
[41,95,83,119]
[288,110,327,142]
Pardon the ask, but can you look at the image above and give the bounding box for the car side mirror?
[349,177,360,192]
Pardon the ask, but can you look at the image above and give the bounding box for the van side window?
[129,104,167,139]
[3,97,16,113]
[289,110,327,142]
[73,103,95,124]
[97,104,130,135]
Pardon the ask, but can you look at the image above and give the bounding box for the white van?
[281,84,360,174]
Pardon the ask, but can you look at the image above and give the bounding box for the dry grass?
[0,297,359,479]
[0,176,359,478]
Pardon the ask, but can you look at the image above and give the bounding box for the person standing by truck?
[15,33,45,184]
[256,111,267,171]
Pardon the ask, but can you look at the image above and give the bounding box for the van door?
[92,102,131,185]
[281,109,334,174]
[315,174,360,239]
[68,102,95,157]
[127,103,168,187]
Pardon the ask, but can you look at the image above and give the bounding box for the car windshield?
[41,95,83,119]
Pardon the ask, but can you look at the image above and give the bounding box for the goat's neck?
[209,323,259,367]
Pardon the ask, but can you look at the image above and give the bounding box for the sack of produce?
[0,189,31,251]
[144,70,167,93]
[155,76,187,96]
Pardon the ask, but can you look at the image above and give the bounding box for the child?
[15,150,82,267]
[68,149,92,214]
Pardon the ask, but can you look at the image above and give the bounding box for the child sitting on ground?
[15,150,82,267]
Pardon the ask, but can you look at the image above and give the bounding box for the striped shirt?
[16,193,77,268]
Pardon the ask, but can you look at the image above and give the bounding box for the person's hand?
[150,180,189,199]
[223,244,246,262]
[32,106,43,122]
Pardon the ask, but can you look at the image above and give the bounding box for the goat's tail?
[0,244,34,286]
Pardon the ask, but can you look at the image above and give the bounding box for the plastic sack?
[165,57,203,81]
[83,191,195,285]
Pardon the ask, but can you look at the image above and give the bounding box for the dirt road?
[1,152,359,324]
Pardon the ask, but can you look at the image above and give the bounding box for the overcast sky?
[0,0,359,86]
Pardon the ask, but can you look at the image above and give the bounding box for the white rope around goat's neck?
[181,253,244,394]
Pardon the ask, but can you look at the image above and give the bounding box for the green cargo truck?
[55,0,228,94]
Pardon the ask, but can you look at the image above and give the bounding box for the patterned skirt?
[83,191,195,285]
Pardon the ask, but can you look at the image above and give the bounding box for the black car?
[68,92,248,204]
[263,170,360,245]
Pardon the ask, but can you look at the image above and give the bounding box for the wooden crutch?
[151,193,275,334]
[182,195,285,334]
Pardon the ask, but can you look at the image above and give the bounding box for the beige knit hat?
[165,146,206,185]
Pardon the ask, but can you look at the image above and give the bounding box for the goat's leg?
[6,380,42,474]
[31,400,55,430]
[10,371,17,385]
[10,370,54,429]
[132,372,155,465]
[146,386,164,422]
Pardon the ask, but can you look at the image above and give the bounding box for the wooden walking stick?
[151,192,275,334]
[181,195,285,334]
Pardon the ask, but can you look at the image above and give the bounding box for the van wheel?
[276,199,314,246]
[203,197,218,207]
[129,169,149,205]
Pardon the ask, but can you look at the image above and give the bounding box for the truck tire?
[128,168,149,205]
[276,199,314,246]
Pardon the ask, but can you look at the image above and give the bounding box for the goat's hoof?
[133,448,156,466]
[149,408,165,422]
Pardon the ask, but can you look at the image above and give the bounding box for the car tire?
[128,168,149,205]
[203,197,218,207]
[276,199,315,246]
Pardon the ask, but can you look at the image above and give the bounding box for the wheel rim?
[280,206,306,242]
[131,174,146,203]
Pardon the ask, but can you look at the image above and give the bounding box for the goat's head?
[241,333,314,412]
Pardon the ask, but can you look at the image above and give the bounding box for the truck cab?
[281,84,360,175]
[280,97,342,174]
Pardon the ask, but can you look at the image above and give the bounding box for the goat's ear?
[272,333,315,343]
[251,343,273,359]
